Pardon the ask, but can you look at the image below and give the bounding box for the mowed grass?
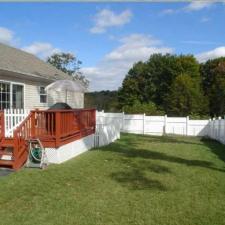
[0,133,225,225]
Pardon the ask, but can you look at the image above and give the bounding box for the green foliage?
[85,91,119,112]
[122,100,164,115]
[118,53,203,115]
[47,52,89,88]
[167,74,208,116]
[81,52,225,117]
[201,57,225,116]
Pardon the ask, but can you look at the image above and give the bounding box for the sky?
[0,2,225,91]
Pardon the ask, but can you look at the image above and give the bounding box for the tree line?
[47,52,225,117]
[86,54,225,118]
[118,54,225,117]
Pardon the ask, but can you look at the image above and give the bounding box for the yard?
[0,133,225,225]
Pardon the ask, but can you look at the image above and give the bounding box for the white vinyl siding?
[24,82,48,109]
[0,73,84,109]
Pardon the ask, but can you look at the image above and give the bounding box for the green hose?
[30,147,42,163]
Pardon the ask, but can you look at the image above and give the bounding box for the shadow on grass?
[111,169,167,191]
[201,137,225,163]
[93,134,225,191]
[112,142,225,173]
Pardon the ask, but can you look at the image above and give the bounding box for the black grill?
[48,102,72,110]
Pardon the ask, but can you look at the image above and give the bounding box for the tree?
[118,53,202,114]
[200,57,225,116]
[118,61,148,107]
[122,100,164,115]
[85,91,119,112]
[47,53,89,88]
[167,74,208,116]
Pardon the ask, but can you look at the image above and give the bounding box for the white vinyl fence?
[97,111,209,136]
[207,118,225,144]
[96,111,225,145]
[4,109,30,137]
[94,111,121,147]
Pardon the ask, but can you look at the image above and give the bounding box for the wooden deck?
[0,109,96,170]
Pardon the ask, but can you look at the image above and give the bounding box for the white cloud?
[22,42,60,59]
[185,1,213,11]
[0,27,15,44]
[160,1,214,15]
[201,17,210,23]
[82,34,173,91]
[90,9,132,34]
[181,40,218,45]
[196,46,225,62]
[160,9,176,15]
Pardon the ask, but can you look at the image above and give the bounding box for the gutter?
[0,67,65,83]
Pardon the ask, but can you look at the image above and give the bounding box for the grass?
[0,133,225,225]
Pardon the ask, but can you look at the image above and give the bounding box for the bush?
[122,100,165,115]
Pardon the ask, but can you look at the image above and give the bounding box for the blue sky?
[0,2,225,91]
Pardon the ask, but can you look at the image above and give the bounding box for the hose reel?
[26,139,48,169]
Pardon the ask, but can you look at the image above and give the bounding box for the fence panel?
[96,112,215,139]
[145,116,164,135]
[207,119,225,144]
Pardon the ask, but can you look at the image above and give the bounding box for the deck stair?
[0,138,15,169]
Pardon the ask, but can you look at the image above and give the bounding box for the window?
[0,82,10,110]
[13,84,24,109]
[39,86,47,103]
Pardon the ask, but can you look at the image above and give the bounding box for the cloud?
[160,1,214,15]
[196,46,225,62]
[181,40,218,45]
[90,9,132,34]
[22,42,60,59]
[185,1,213,11]
[82,34,173,91]
[0,27,15,44]
[200,17,210,23]
[160,9,176,15]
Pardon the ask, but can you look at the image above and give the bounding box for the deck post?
[93,109,96,133]
[55,111,61,148]
[0,111,5,143]
[31,111,36,138]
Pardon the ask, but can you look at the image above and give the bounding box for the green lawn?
[0,133,225,225]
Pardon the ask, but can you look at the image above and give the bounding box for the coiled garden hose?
[30,147,42,162]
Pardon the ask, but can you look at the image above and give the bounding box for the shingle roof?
[0,43,72,81]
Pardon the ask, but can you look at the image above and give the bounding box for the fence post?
[143,113,145,135]
[208,119,211,138]
[186,116,189,136]
[218,117,221,142]
[164,114,167,135]
[212,118,215,139]
[122,111,125,132]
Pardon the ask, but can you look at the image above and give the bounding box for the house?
[0,43,95,170]
[0,43,84,110]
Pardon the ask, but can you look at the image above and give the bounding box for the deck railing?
[33,109,96,147]
[13,112,34,169]
[0,111,5,143]
[0,108,96,169]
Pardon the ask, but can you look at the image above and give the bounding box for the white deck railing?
[4,109,30,137]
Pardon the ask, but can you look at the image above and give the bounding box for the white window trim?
[0,79,25,109]
[39,86,48,104]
